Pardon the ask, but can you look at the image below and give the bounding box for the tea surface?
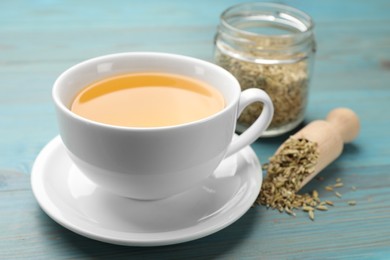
[71,72,224,127]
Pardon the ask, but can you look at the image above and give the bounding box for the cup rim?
[52,52,241,132]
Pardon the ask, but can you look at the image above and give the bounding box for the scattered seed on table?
[302,206,314,212]
[325,186,334,191]
[285,207,296,217]
[313,190,319,200]
[335,191,342,198]
[325,200,334,206]
[308,210,315,221]
[316,205,328,211]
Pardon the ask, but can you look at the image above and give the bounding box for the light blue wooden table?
[1,0,390,259]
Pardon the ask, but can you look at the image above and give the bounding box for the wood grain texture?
[1,0,390,259]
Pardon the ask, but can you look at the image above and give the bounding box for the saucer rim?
[31,136,262,246]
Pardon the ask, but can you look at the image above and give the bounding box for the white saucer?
[31,136,262,246]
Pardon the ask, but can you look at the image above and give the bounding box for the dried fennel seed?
[316,205,328,211]
[256,137,319,215]
[308,210,315,221]
[325,200,334,206]
[215,50,309,129]
[325,186,334,191]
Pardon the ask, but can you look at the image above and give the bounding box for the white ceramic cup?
[53,52,273,200]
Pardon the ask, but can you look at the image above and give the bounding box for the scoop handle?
[325,108,360,143]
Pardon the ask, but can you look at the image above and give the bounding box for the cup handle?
[225,88,274,158]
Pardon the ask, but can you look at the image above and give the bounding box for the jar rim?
[220,2,314,39]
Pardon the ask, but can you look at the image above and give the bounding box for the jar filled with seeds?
[214,2,316,136]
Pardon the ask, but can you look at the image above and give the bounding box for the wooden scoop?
[280,108,360,190]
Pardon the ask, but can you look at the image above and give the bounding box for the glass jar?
[214,2,316,137]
